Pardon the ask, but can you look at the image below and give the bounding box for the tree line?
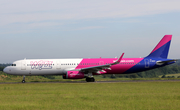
[0,64,11,71]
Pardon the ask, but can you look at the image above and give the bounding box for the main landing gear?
[86,73,95,82]
[86,77,95,82]
[22,75,25,83]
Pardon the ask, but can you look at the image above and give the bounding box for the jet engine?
[62,71,85,79]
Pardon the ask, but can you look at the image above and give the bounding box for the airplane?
[3,35,177,83]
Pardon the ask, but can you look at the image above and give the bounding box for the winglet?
[112,53,124,65]
[117,53,124,63]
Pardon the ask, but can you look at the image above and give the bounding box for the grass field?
[0,81,180,110]
[1,71,180,83]
[1,71,179,83]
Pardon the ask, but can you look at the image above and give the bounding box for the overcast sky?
[1,0,180,63]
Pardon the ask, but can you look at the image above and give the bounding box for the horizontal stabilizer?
[156,59,177,65]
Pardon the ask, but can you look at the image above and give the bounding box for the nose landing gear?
[22,75,25,83]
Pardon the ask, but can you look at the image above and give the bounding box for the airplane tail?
[146,35,172,59]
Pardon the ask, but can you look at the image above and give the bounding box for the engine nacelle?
[62,71,85,79]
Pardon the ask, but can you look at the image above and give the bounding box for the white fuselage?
[4,59,83,75]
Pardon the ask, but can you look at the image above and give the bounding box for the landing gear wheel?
[86,77,95,82]
[91,78,95,82]
[86,78,89,82]
[22,80,25,83]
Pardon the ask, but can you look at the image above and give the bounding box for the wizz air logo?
[30,60,53,70]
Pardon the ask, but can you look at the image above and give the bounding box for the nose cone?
[3,67,8,73]
[3,67,12,74]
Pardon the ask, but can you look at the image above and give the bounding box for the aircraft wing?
[74,53,124,74]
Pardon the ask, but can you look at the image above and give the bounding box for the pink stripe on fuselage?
[75,58,143,74]
[151,35,172,53]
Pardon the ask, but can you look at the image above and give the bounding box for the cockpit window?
[11,64,16,66]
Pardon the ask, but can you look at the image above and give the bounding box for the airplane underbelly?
[15,69,63,75]
[29,69,64,75]
[107,65,132,74]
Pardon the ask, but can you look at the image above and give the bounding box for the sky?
[1,0,180,63]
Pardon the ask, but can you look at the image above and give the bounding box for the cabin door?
[99,61,104,65]
[56,60,61,69]
[145,59,149,68]
[21,60,26,70]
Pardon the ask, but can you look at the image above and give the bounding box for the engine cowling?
[63,71,85,79]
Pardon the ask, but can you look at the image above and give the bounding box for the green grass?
[1,75,178,83]
[1,71,180,83]
[0,81,180,110]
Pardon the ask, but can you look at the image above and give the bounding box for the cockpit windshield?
[11,64,16,66]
